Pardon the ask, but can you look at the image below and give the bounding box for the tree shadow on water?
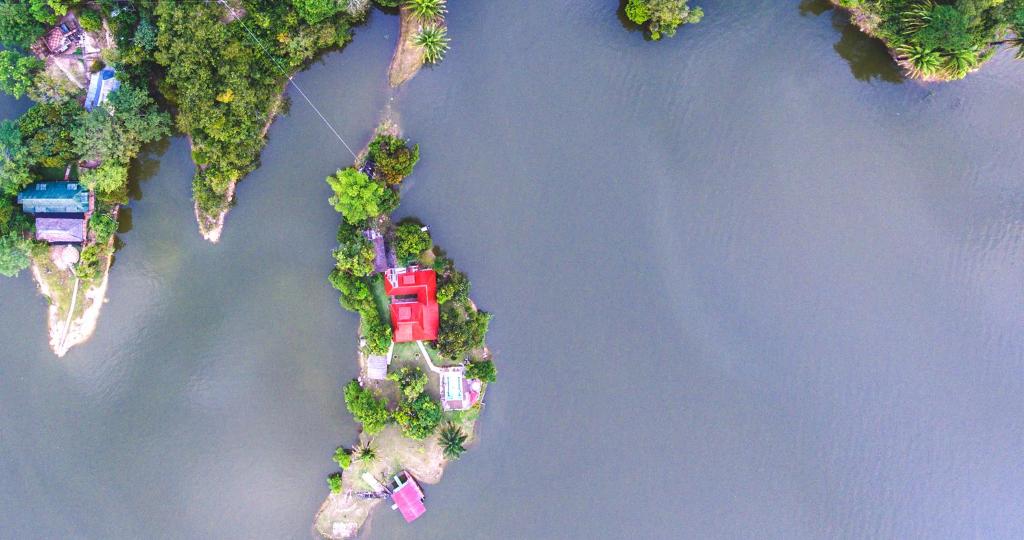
[127,137,171,202]
[799,0,904,84]
[617,0,645,35]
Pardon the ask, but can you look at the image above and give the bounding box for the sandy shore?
[387,7,427,87]
[32,239,115,358]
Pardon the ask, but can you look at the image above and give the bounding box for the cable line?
[217,0,358,160]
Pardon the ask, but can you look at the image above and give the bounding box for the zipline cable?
[217,0,358,160]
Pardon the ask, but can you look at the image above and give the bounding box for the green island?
[623,0,704,40]
[313,123,494,538]
[621,0,1024,82]
[0,0,450,356]
[830,0,1024,80]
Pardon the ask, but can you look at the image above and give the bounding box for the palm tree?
[898,44,943,78]
[413,25,450,64]
[943,48,978,80]
[405,0,446,23]
[354,442,377,464]
[438,423,467,460]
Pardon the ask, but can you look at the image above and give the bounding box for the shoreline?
[193,89,284,243]
[829,1,986,82]
[313,122,491,538]
[31,233,116,358]
[387,6,426,87]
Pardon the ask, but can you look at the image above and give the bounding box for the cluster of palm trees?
[888,0,1022,80]
[406,0,450,64]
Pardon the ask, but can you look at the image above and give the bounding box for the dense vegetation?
[343,380,391,435]
[624,0,704,40]
[153,1,360,220]
[0,2,170,281]
[835,0,1024,79]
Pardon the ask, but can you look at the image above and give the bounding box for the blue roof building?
[84,67,120,112]
[17,182,91,214]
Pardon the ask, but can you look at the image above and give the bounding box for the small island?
[313,124,495,538]
[623,0,704,40]
[832,0,1024,81]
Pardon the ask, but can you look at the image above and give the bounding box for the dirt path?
[387,7,426,87]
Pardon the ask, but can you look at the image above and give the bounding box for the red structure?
[383,267,439,342]
[389,471,426,522]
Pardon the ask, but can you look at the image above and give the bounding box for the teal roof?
[17,182,90,214]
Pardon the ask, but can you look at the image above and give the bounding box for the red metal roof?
[391,476,426,522]
[384,268,439,342]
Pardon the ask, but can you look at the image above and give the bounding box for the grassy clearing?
[369,274,390,323]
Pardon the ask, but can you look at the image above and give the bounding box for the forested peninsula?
[832,0,1024,80]
[0,0,449,355]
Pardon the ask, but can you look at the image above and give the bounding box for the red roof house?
[383,267,439,342]
[389,471,426,523]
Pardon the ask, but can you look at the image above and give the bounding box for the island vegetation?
[0,1,170,354]
[0,0,448,354]
[833,0,1024,80]
[624,0,704,40]
[314,124,495,539]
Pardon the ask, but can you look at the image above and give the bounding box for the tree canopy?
[393,222,431,262]
[343,380,391,435]
[836,0,1024,79]
[74,83,171,197]
[625,0,703,40]
[367,133,419,185]
[155,1,356,217]
[0,51,43,99]
[436,308,492,359]
[326,168,397,225]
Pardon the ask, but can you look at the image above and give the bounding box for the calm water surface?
[2,2,1023,538]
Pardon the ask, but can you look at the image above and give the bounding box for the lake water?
[2,1,1023,538]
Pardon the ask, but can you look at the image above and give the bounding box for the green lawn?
[369,274,390,323]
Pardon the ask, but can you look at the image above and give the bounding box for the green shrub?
[343,380,391,435]
[0,231,31,277]
[367,133,419,185]
[393,222,431,262]
[333,447,351,469]
[78,9,103,32]
[89,213,118,244]
[393,393,443,440]
[326,168,398,225]
[465,359,496,383]
[436,309,491,359]
[327,473,343,493]
[413,25,449,63]
[388,366,428,401]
